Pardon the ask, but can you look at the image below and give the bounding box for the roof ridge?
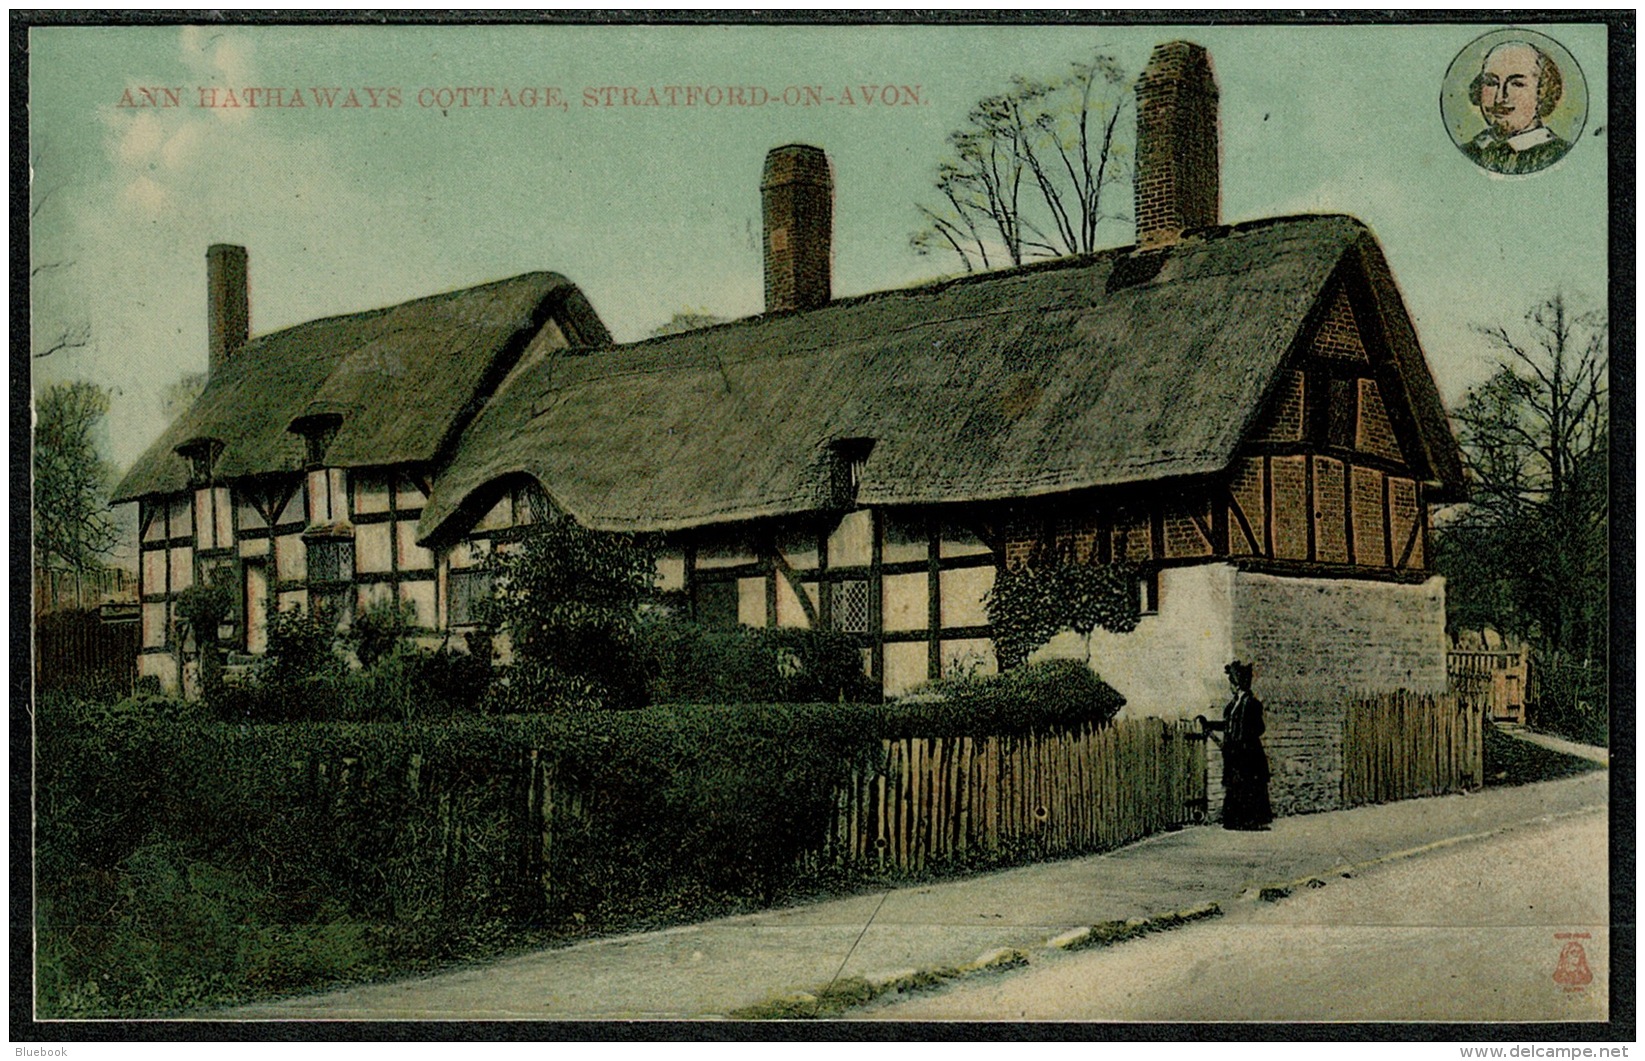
[235,270,570,351]
[612,212,1367,350]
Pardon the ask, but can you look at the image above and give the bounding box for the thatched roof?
[112,273,609,503]
[419,214,1464,541]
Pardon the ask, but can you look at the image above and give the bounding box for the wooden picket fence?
[1341,690,1483,806]
[810,718,1206,874]
[34,606,138,696]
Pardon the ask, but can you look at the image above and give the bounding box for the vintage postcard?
[22,13,1625,1039]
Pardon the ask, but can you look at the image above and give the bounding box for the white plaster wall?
[1232,571,1448,701]
[656,554,686,592]
[939,565,994,628]
[353,475,391,515]
[138,652,178,692]
[397,521,434,570]
[775,577,816,628]
[882,641,930,696]
[355,522,393,573]
[737,576,766,626]
[400,580,437,629]
[881,571,928,631]
[1076,563,1237,720]
[828,509,873,568]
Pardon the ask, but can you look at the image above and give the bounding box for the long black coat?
[1221,689,1272,829]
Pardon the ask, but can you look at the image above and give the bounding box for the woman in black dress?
[1220,660,1273,830]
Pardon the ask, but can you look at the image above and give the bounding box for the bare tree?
[648,310,729,338]
[30,150,92,359]
[1436,293,1608,663]
[912,52,1132,272]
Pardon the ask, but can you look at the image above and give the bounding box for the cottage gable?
[113,271,609,504]
[419,215,1463,543]
[114,258,611,691]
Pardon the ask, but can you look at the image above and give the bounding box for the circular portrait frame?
[1441,28,1588,176]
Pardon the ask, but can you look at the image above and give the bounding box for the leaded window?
[449,568,493,626]
[830,579,870,634]
[308,538,354,583]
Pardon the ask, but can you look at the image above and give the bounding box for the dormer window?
[174,437,224,487]
[828,437,876,508]
[288,411,344,470]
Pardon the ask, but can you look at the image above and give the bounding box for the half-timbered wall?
[349,469,439,630]
[135,464,452,691]
[681,508,999,696]
[439,478,547,632]
[136,492,194,688]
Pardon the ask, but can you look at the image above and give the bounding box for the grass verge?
[1483,725,1604,788]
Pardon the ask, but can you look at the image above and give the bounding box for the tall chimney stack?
[761,144,832,313]
[1133,42,1220,248]
[207,243,249,378]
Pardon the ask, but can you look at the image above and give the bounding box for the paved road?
[852,807,1610,1022]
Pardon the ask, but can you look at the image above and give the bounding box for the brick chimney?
[761,144,832,313]
[206,243,249,378]
[1133,42,1220,248]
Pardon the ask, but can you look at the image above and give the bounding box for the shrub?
[1528,652,1608,746]
[481,521,658,712]
[644,617,878,704]
[895,659,1125,736]
[347,599,417,670]
[175,582,235,699]
[261,607,346,689]
[33,662,1124,1016]
[220,608,348,723]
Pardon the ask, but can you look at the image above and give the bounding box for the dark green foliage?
[175,582,235,700]
[36,697,565,1017]
[220,608,347,723]
[985,561,1141,670]
[897,660,1124,736]
[227,641,494,725]
[260,608,346,690]
[1527,652,1608,747]
[35,666,1124,1016]
[214,594,495,723]
[545,704,878,913]
[480,521,659,712]
[174,582,234,635]
[347,599,417,670]
[644,616,879,704]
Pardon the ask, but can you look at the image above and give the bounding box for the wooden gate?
[1448,648,1529,724]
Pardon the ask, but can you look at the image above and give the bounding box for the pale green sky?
[28,21,1611,473]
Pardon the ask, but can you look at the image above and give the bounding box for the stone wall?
[1261,698,1348,816]
[1232,570,1447,702]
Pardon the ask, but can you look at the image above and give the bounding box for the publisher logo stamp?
[1552,933,1593,991]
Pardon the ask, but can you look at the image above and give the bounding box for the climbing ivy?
[985,560,1142,670]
